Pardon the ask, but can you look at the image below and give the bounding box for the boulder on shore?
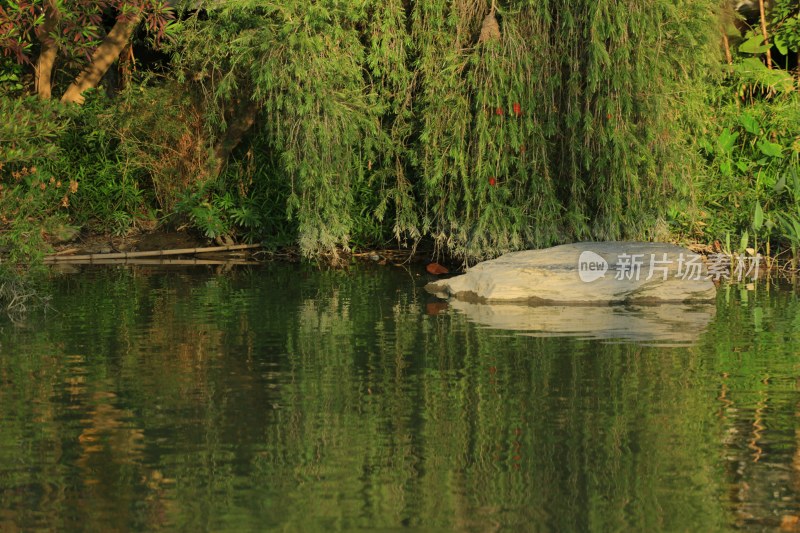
[425,242,717,304]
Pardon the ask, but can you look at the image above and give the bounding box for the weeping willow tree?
[175,1,381,257]
[173,0,719,261]
[411,0,718,258]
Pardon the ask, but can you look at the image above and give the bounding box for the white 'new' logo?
[578,251,608,283]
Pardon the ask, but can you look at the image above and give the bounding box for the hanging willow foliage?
[175,0,718,261]
[412,0,718,260]
[548,0,718,242]
[176,0,379,258]
[412,0,563,260]
[363,0,419,247]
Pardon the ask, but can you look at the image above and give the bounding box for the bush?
[0,97,72,313]
[0,97,73,266]
[687,10,800,261]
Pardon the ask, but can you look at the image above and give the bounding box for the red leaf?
[426,262,449,275]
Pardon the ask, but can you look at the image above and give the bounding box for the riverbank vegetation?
[1,0,799,310]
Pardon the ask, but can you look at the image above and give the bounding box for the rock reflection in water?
[446,300,716,344]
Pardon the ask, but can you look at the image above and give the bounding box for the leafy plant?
[774,170,800,270]
[0,96,77,312]
[695,62,800,255]
[771,0,800,70]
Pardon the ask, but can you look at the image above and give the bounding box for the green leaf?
[739,230,749,253]
[736,57,770,72]
[698,137,713,154]
[794,170,800,200]
[717,128,739,154]
[753,202,764,231]
[739,35,771,54]
[758,139,783,158]
[774,174,786,193]
[774,34,788,55]
[739,113,760,135]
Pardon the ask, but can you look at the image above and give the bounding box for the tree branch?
[34,0,59,99]
[60,12,142,104]
[211,99,259,177]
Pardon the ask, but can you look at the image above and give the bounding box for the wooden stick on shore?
[44,243,262,263]
[46,258,260,266]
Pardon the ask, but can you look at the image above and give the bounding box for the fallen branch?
[53,247,80,256]
[45,243,262,262]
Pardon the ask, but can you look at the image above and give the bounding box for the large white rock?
[426,242,717,304]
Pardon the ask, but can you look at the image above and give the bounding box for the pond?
[1,264,799,531]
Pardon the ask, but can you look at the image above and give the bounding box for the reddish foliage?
[0,1,39,63]
[0,1,174,66]
[495,106,503,116]
[512,102,522,116]
[426,262,449,275]
[489,177,496,186]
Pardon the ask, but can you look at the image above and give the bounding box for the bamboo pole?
[45,258,259,266]
[45,243,262,262]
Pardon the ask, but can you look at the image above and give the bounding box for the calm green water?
[1,264,799,531]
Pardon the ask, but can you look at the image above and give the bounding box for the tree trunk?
[758,0,773,69]
[60,13,142,104]
[211,100,259,177]
[722,32,733,65]
[34,0,59,99]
